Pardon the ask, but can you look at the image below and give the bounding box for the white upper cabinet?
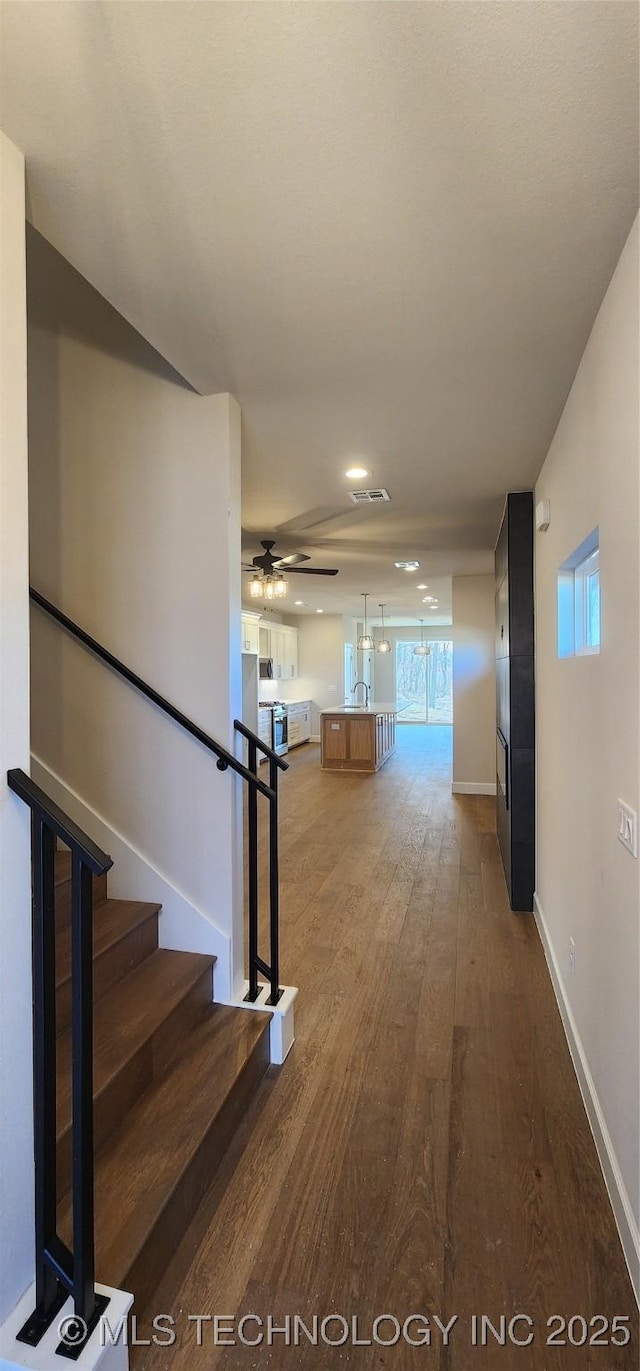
[281,625,298,679]
[241,611,261,655]
[259,622,298,679]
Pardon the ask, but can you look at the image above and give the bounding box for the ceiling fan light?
[249,575,263,599]
[273,574,288,598]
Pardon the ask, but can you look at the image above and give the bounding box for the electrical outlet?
[568,937,576,975]
[617,801,638,858]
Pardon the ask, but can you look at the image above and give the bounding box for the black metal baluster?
[17,818,67,1345]
[267,759,281,1005]
[245,740,259,1003]
[71,856,96,1327]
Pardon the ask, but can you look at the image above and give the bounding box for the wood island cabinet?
[321,709,396,772]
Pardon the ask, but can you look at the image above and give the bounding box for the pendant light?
[414,619,431,655]
[376,603,391,653]
[358,593,374,651]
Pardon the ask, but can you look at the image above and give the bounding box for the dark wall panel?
[495,492,535,911]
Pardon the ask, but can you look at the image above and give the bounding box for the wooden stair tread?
[57,1005,271,1289]
[55,849,72,885]
[54,846,109,927]
[55,898,160,989]
[55,949,214,1140]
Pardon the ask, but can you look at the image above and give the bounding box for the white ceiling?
[1,2,638,619]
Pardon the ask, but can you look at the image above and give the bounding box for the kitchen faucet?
[352,680,370,707]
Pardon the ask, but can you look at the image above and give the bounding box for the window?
[395,639,453,722]
[557,529,600,658]
[576,547,600,652]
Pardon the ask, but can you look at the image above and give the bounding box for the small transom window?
[558,529,600,658]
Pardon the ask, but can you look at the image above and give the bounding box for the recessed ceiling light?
[345,466,370,480]
[422,596,435,603]
[316,608,324,613]
[394,560,420,571]
[417,583,428,590]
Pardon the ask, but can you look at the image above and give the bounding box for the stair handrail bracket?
[7,767,112,1359]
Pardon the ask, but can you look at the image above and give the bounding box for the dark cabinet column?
[495,492,535,911]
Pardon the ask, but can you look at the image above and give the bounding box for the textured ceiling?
[1,1,638,617]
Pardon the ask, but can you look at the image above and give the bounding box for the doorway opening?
[395,639,453,723]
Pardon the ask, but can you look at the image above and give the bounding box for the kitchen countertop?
[320,703,397,716]
[259,699,311,708]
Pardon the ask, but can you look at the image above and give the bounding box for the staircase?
[8,604,286,1357]
[53,846,271,1317]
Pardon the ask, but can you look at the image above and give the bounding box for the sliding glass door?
[395,640,453,723]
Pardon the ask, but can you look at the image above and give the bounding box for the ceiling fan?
[243,540,339,600]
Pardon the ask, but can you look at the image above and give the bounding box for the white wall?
[0,132,34,1322]
[27,232,244,999]
[452,575,496,793]
[535,216,639,1292]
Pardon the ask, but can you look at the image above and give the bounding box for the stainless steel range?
[271,701,289,756]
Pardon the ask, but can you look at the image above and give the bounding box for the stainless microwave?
[259,657,274,679]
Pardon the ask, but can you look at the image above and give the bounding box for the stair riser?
[56,912,159,1037]
[55,872,109,933]
[124,1032,271,1312]
[56,963,214,1201]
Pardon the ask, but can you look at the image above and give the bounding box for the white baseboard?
[451,781,497,796]
[534,893,639,1303]
[31,755,232,1000]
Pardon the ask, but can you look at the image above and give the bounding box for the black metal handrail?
[8,768,112,1358]
[30,586,287,1004]
[233,717,288,772]
[17,590,290,1353]
[30,587,277,800]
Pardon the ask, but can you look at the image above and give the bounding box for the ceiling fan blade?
[285,566,339,576]
[276,506,355,535]
[273,553,310,567]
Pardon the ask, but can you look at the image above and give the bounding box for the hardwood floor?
[139,727,637,1368]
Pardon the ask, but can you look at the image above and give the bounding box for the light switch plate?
[617,800,638,858]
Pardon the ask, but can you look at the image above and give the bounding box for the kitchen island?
[320,704,397,773]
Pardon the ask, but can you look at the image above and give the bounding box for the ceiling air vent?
[348,488,391,504]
